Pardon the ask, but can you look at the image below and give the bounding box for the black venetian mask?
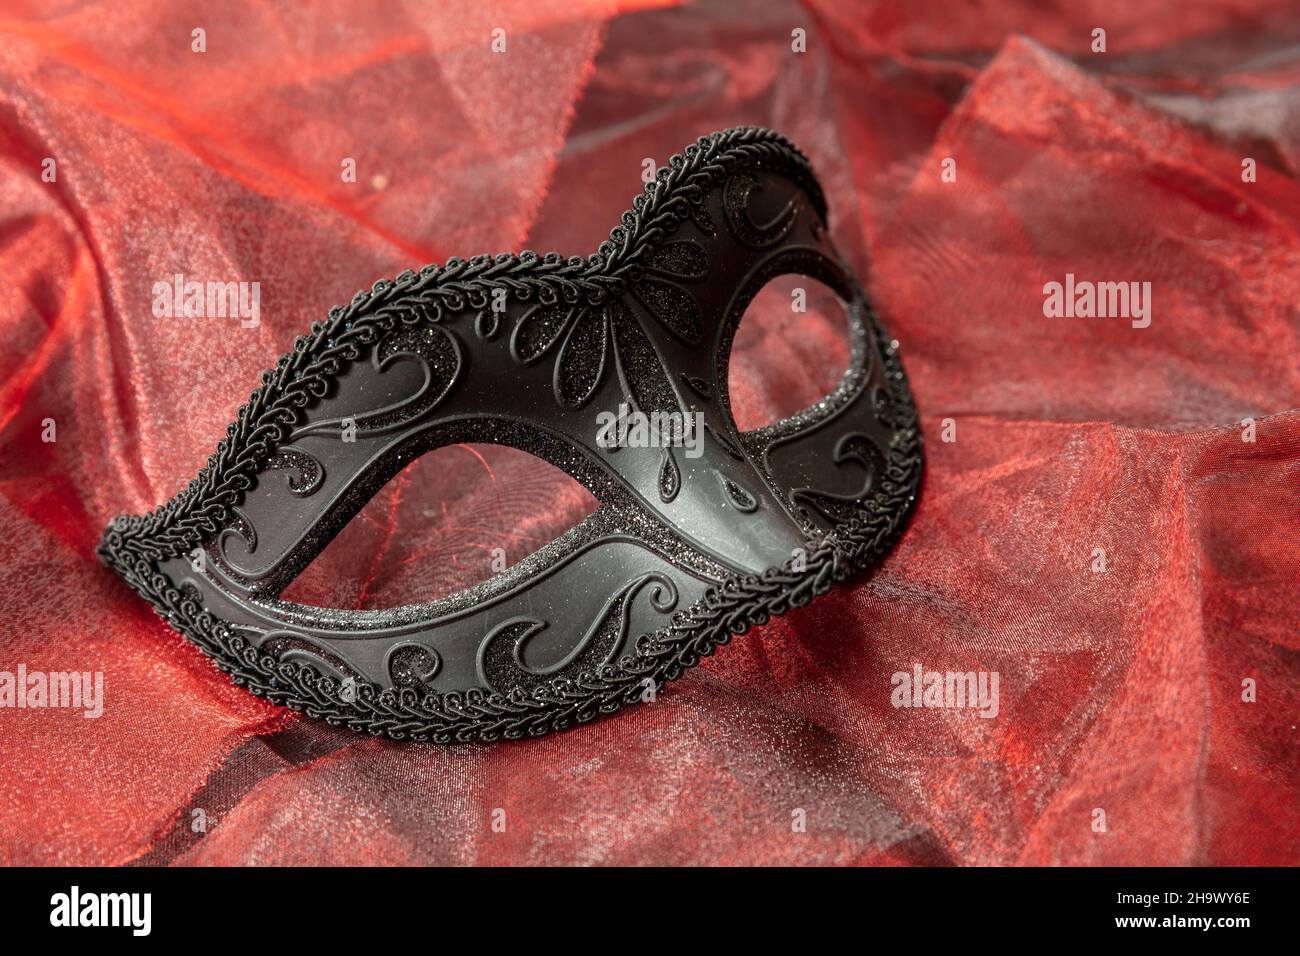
[99,127,923,743]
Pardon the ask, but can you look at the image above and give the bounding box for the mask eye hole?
[726,275,851,432]
[280,443,597,610]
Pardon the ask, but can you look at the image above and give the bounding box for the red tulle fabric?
[0,0,1296,865]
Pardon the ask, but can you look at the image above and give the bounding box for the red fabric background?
[1,0,1297,865]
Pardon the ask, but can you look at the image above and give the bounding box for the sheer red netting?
[0,0,1296,865]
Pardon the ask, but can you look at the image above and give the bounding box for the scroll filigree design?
[790,432,887,526]
[723,169,797,249]
[477,573,679,694]
[293,324,462,440]
[216,507,258,571]
[387,644,442,690]
[264,449,324,497]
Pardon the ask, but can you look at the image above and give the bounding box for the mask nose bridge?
[580,169,854,577]
[474,302,817,578]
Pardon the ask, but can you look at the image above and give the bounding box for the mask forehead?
[100,127,922,743]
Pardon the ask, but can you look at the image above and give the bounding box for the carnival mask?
[99,126,923,743]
